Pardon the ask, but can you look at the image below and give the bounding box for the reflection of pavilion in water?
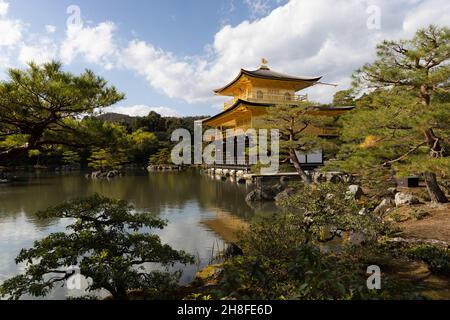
[201,197,280,243]
[201,210,249,243]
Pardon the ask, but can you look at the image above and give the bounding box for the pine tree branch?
[382,142,427,166]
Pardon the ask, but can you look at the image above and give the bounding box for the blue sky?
[0,0,449,117]
[6,0,282,117]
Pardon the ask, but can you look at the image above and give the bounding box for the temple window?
[256,90,264,100]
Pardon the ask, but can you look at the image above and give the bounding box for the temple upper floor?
[223,88,308,110]
[214,61,321,110]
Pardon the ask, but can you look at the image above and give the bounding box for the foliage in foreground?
[276,183,392,243]
[0,195,194,300]
[197,183,418,300]
[406,245,450,276]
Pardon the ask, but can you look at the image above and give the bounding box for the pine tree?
[337,25,450,203]
[0,195,194,300]
[0,62,124,165]
[332,89,356,106]
[62,150,81,166]
[256,103,337,184]
[88,148,128,172]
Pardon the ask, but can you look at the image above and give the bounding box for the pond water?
[0,169,279,300]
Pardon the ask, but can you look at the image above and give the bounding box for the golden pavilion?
[201,60,353,170]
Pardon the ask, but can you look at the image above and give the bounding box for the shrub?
[205,184,400,300]
[406,245,450,276]
[0,195,194,300]
[277,183,391,243]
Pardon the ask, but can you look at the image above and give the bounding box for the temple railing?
[224,93,308,109]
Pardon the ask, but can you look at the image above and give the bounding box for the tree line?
[0,64,206,171]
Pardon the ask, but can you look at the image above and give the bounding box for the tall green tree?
[0,195,194,300]
[341,25,450,203]
[256,103,337,184]
[128,129,159,164]
[332,89,356,106]
[61,150,81,166]
[0,62,124,165]
[148,148,172,166]
[137,111,166,133]
[88,148,128,172]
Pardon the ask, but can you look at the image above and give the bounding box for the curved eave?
[203,103,355,127]
[315,106,355,111]
[203,99,271,126]
[213,69,322,95]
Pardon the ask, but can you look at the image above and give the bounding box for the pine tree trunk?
[424,128,446,158]
[420,84,431,106]
[290,150,311,185]
[421,127,448,203]
[113,288,129,300]
[424,172,448,203]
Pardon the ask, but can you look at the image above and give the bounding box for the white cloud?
[402,0,450,35]
[0,0,9,17]
[0,1,22,71]
[18,36,58,65]
[45,24,56,34]
[244,0,275,18]
[0,2,22,47]
[60,22,117,69]
[115,0,450,105]
[119,40,224,104]
[107,105,182,117]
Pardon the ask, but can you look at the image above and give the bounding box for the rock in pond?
[274,188,297,202]
[246,186,279,202]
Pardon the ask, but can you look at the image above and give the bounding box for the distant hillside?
[96,113,139,128]
[95,112,211,133]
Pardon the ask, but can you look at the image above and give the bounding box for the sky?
[0,0,449,117]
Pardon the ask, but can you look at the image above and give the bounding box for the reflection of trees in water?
[0,174,90,227]
[0,170,274,222]
[244,200,281,221]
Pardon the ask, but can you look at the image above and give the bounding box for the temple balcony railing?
[318,127,339,137]
[224,93,308,110]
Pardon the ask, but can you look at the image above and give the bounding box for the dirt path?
[397,203,450,242]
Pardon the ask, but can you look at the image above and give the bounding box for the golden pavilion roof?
[214,66,322,96]
[202,99,354,127]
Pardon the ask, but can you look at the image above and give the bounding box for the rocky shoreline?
[85,170,124,179]
[147,164,183,172]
